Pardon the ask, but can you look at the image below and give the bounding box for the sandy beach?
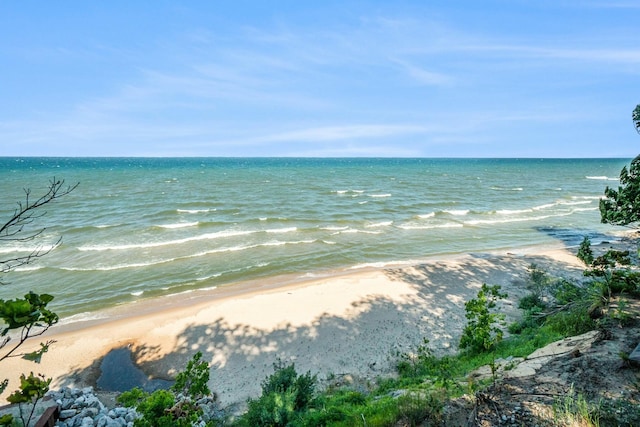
[0,244,590,408]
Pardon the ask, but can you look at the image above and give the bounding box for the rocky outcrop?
[47,387,138,427]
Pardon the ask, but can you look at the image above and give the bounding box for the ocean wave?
[331,228,383,235]
[496,208,533,215]
[61,259,177,271]
[14,265,44,272]
[490,186,524,191]
[533,199,594,211]
[442,209,470,216]
[572,195,602,200]
[465,208,594,225]
[369,194,392,198]
[177,208,216,214]
[398,223,464,230]
[366,221,393,227]
[0,243,58,255]
[57,311,110,326]
[586,176,618,181]
[417,212,436,219]
[320,226,349,231]
[265,227,298,234]
[78,229,255,251]
[157,221,200,229]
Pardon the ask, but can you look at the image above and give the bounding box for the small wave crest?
[586,176,618,181]
[78,229,255,251]
[157,221,200,229]
[177,208,216,214]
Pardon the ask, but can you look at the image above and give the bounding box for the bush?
[117,351,214,427]
[459,284,507,353]
[236,360,317,427]
[577,236,594,266]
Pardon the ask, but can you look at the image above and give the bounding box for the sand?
[0,245,590,408]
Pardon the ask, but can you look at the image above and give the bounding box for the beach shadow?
[55,238,623,408]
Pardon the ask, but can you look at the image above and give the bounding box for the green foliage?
[0,292,58,339]
[117,352,214,427]
[518,293,545,312]
[553,385,601,427]
[134,389,187,427]
[172,351,211,398]
[459,284,507,353]
[0,414,12,427]
[600,105,640,225]
[551,279,583,305]
[237,361,317,427]
[600,155,640,226]
[577,236,595,266]
[6,372,51,427]
[544,309,596,336]
[527,263,550,298]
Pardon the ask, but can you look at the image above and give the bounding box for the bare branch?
[0,178,78,282]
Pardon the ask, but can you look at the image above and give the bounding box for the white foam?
[586,176,618,181]
[398,223,464,230]
[265,227,297,234]
[321,226,349,231]
[366,221,393,227]
[177,208,216,214]
[157,221,199,229]
[496,208,533,215]
[78,229,255,251]
[369,194,392,198]
[443,209,470,216]
[332,229,382,235]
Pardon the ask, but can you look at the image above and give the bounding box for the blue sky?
[1,1,639,157]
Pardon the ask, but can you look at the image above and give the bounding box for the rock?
[59,408,77,419]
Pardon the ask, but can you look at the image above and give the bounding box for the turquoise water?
[0,157,630,318]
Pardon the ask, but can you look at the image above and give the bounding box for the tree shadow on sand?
[55,248,593,408]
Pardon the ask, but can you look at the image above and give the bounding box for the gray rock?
[59,408,78,419]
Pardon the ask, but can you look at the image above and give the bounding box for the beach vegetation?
[600,104,640,227]
[577,236,595,266]
[234,360,316,427]
[117,351,215,427]
[459,284,507,354]
[5,372,51,427]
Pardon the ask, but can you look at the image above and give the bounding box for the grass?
[227,256,640,427]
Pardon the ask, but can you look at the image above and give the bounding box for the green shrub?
[577,236,594,266]
[544,308,596,336]
[551,279,583,305]
[518,293,546,311]
[459,284,507,353]
[117,351,213,427]
[236,360,317,427]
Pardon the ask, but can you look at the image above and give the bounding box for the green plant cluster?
[117,351,215,427]
[228,359,444,427]
[459,284,507,353]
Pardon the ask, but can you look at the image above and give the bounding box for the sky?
[1,1,639,158]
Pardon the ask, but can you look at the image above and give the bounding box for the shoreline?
[0,236,629,408]
[54,238,585,332]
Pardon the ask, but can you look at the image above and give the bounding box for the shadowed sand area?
[0,243,592,408]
